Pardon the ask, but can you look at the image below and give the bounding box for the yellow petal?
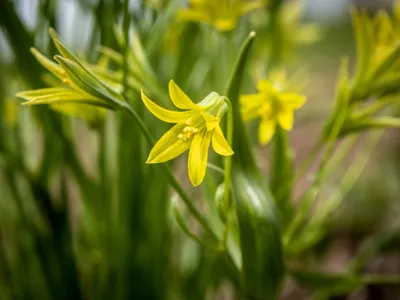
[214,18,236,32]
[280,93,306,109]
[146,123,191,163]
[168,80,198,110]
[212,125,234,156]
[257,80,276,93]
[259,118,276,145]
[201,112,220,131]
[188,128,212,186]
[240,94,264,108]
[277,110,294,131]
[269,68,287,86]
[141,90,194,123]
[176,9,208,22]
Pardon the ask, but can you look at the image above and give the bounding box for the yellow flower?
[177,0,264,32]
[241,78,305,145]
[142,80,233,186]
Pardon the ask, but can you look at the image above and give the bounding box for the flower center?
[178,119,199,141]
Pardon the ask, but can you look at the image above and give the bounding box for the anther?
[178,134,183,139]
[186,119,193,125]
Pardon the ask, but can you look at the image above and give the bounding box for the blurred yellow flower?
[241,76,305,145]
[4,98,19,127]
[252,1,322,64]
[142,80,233,186]
[177,0,264,32]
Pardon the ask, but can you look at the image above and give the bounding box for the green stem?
[222,97,233,215]
[284,103,348,246]
[173,201,218,250]
[348,116,400,130]
[351,97,393,120]
[362,274,400,285]
[207,163,225,175]
[122,103,218,241]
[318,133,379,222]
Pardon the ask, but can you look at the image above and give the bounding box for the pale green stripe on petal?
[212,125,234,156]
[141,90,194,123]
[168,80,198,110]
[147,123,190,163]
[188,128,212,186]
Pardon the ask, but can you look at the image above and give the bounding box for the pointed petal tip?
[189,175,202,187]
[48,27,57,39]
[191,181,201,187]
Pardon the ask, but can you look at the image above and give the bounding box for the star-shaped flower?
[241,78,306,144]
[142,80,233,186]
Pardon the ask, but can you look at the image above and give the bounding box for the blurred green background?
[1,0,400,299]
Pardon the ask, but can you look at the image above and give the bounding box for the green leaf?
[323,58,350,139]
[270,127,294,228]
[145,0,182,57]
[225,32,258,173]
[232,171,284,300]
[290,268,362,295]
[225,32,284,300]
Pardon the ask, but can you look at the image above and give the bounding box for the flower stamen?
[178,125,199,141]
